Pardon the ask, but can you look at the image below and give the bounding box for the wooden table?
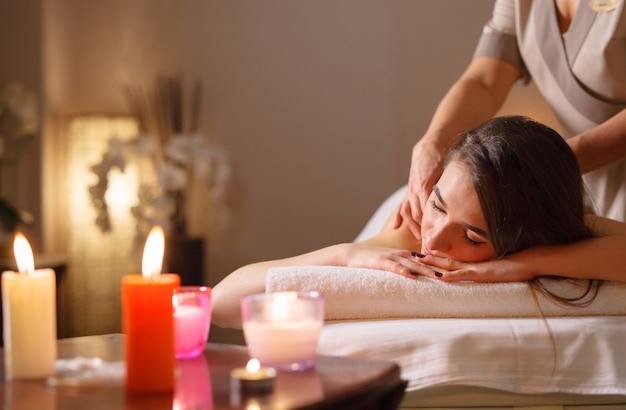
[1,334,406,409]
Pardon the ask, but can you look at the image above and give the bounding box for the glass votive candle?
[173,286,212,359]
[240,291,324,371]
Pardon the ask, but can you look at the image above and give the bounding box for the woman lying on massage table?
[212,115,626,329]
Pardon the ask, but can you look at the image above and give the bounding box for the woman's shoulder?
[362,218,422,250]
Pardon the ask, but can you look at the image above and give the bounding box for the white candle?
[241,292,324,371]
[243,320,322,367]
[2,233,57,380]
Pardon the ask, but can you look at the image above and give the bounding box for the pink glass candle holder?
[173,286,212,359]
[240,291,324,371]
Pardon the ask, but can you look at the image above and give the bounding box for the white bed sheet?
[318,316,626,407]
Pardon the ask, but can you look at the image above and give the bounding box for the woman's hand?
[340,243,441,280]
[417,253,536,283]
[394,139,445,240]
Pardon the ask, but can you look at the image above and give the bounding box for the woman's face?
[421,161,497,262]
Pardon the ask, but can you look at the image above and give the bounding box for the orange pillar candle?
[2,233,56,380]
[121,226,180,393]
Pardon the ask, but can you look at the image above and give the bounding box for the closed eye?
[429,199,444,213]
[464,233,483,246]
[463,225,490,246]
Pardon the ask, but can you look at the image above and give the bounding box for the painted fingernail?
[411,251,425,258]
[410,271,419,277]
[434,272,443,277]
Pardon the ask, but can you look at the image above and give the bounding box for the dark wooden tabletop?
[1,334,406,409]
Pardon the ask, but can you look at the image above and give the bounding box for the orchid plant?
[88,76,231,247]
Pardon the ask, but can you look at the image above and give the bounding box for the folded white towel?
[266,266,626,319]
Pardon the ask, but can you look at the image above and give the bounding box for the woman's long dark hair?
[447,115,600,305]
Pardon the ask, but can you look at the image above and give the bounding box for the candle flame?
[246,400,261,410]
[246,358,261,373]
[271,292,297,321]
[13,232,34,275]
[142,226,165,280]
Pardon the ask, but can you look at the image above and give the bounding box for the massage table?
[267,186,626,409]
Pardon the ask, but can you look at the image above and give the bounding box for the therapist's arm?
[568,108,626,174]
[397,56,521,239]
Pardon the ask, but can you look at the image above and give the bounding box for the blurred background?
[0,1,558,344]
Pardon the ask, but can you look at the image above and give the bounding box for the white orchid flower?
[157,161,187,191]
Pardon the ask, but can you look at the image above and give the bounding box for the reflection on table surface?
[1,334,406,410]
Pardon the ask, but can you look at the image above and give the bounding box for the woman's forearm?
[211,244,352,329]
[211,233,428,328]
[531,215,626,282]
[527,236,626,282]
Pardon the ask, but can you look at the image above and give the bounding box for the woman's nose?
[424,224,451,254]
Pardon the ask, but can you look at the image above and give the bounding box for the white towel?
[266,265,626,319]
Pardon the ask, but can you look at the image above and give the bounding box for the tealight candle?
[1,232,56,380]
[230,358,277,395]
[121,226,180,393]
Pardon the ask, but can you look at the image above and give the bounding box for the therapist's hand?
[394,139,445,239]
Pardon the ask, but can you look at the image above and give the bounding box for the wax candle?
[230,358,276,395]
[174,305,207,355]
[241,292,324,371]
[121,226,180,393]
[1,232,56,380]
[243,320,322,369]
[173,286,211,359]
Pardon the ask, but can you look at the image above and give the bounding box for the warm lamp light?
[66,115,140,335]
